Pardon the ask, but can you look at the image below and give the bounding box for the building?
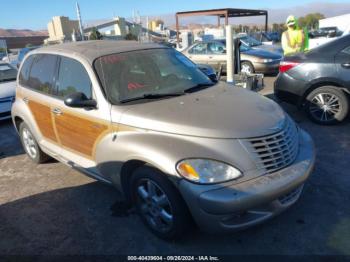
[148,20,164,32]
[45,16,81,44]
[319,14,350,32]
[84,17,141,38]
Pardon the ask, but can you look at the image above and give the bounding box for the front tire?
[241,61,255,74]
[131,166,192,240]
[305,86,349,125]
[19,122,50,163]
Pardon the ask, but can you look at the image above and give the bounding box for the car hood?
[117,83,286,139]
[243,48,282,59]
[0,81,16,99]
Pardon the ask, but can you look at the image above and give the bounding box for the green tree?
[298,13,325,30]
[89,27,102,40]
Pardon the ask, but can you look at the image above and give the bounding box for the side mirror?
[64,92,97,109]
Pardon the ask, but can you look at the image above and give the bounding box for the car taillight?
[279,61,300,73]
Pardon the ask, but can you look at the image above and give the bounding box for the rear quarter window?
[27,54,57,94]
[19,55,35,86]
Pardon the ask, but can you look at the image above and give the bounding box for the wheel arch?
[119,158,180,203]
[300,79,346,107]
[119,159,146,201]
[13,115,24,132]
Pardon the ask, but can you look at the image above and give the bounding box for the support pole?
[217,16,220,27]
[176,14,180,47]
[226,25,234,84]
[265,13,268,32]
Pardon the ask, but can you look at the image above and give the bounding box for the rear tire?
[131,166,192,240]
[305,86,349,125]
[19,122,50,164]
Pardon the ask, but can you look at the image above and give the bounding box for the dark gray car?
[275,34,350,125]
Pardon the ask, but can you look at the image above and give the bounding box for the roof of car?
[31,40,168,64]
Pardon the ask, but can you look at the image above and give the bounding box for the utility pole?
[76,2,84,41]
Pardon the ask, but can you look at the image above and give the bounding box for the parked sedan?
[275,34,350,125]
[182,40,282,75]
[0,62,17,120]
[238,34,283,54]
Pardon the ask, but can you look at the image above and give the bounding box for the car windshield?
[240,36,262,47]
[0,63,17,83]
[94,48,213,104]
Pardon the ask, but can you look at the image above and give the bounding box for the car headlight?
[176,159,242,184]
[262,58,273,63]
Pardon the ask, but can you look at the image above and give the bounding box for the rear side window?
[56,57,92,99]
[189,43,207,54]
[27,54,57,94]
[207,42,225,54]
[19,55,35,86]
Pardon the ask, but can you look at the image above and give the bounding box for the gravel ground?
[0,77,349,255]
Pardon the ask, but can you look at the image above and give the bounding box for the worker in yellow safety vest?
[281,15,305,56]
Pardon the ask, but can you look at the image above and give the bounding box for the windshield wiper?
[119,92,184,103]
[184,82,214,93]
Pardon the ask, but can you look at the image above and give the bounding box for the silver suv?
[12,41,315,239]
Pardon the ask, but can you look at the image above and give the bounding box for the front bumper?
[274,73,308,106]
[179,129,315,233]
[254,61,280,74]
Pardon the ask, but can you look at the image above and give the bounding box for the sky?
[1,0,350,30]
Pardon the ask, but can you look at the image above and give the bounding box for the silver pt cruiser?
[12,41,315,239]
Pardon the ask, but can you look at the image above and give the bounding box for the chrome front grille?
[241,118,299,173]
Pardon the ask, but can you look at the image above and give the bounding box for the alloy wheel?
[22,127,38,159]
[136,179,174,233]
[309,92,341,123]
[241,64,253,74]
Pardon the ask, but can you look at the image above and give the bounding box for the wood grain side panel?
[28,101,57,142]
[55,112,108,157]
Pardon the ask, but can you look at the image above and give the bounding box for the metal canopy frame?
[175,8,268,43]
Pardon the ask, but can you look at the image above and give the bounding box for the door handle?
[52,108,63,115]
[342,63,350,68]
[208,56,213,59]
[23,97,29,104]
